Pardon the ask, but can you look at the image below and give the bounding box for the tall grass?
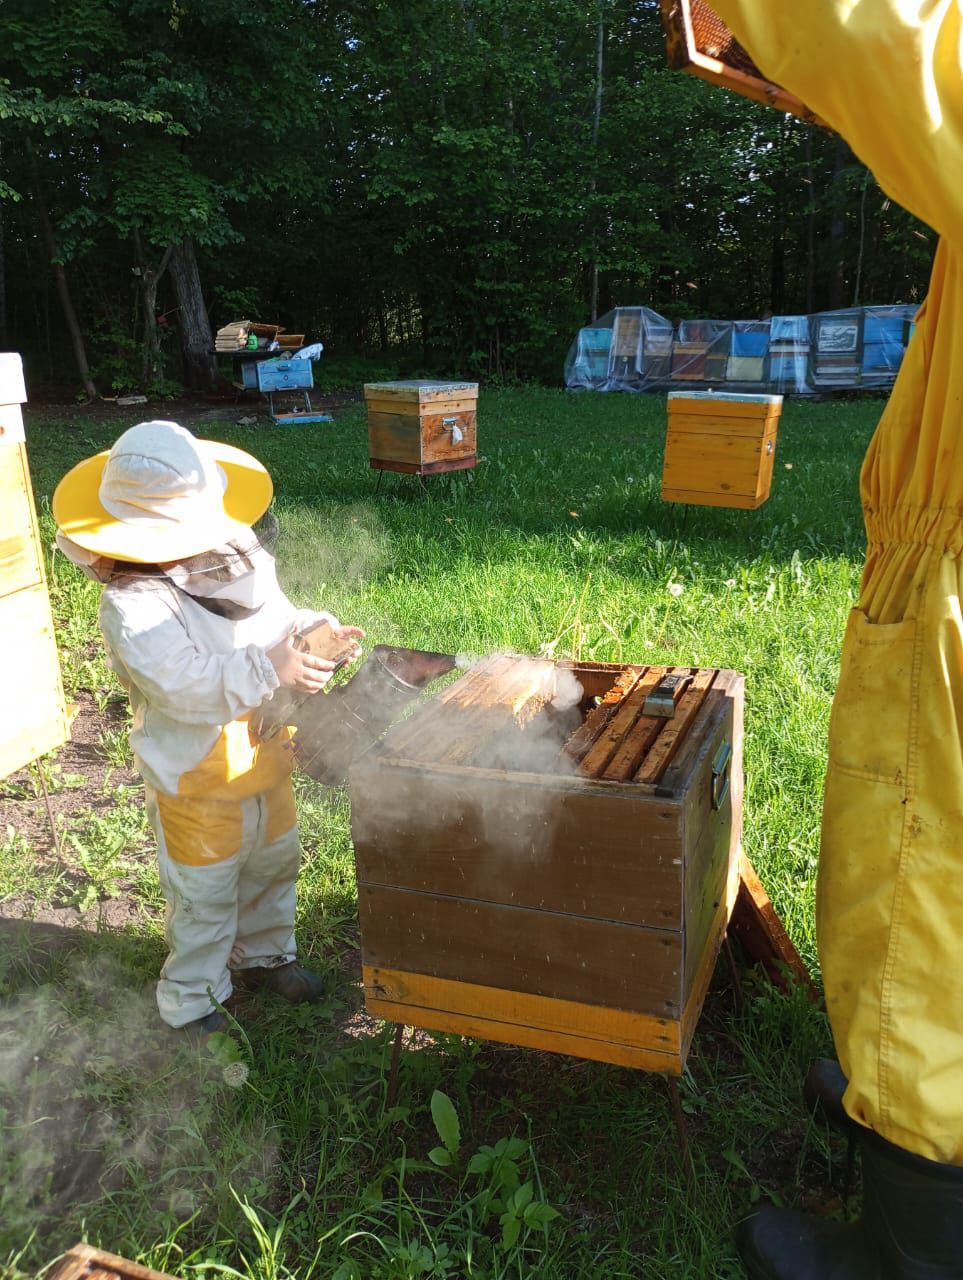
[1,387,879,1277]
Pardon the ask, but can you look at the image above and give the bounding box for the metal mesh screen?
[688,0,763,79]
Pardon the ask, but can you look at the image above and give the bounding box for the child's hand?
[267,635,339,692]
[330,623,365,663]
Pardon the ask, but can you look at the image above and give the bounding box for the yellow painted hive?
[662,390,783,510]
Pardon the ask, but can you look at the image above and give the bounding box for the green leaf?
[467,1152,491,1175]
[512,1181,534,1212]
[428,1146,452,1167]
[500,1214,521,1251]
[524,1203,561,1227]
[430,1089,461,1157]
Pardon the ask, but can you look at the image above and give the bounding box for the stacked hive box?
[726,321,769,383]
[643,323,674,382]
[351,655,743,1074]
[662,390,782,509]
[811,311,863,386]
[0,354,70,779]
[769,316,811,392]
[364,381,478,476]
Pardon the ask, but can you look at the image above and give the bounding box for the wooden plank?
[367,412,424,466]
[444,660,556,766]
[667,395,780,419]
[357,884,684,1016]
[0,441,43,595]
[562,666,645,764]
[421,411,478,465]
[661,669,743,796]
[369,455,477,475]
[0,583,71,781]
[391,656,516,762]
[754,429,778,502]
[352,765,684,927]
[365,396,478,417]
[48,1246,179,1280]
[660,485,768,511]
[729,851,818,999]
[579,666,670,778]
[600,666,692,782]
[635,668,717,783]
[363,381,479,406]
[365,996,682,1074]
[364,965,680,1053]
[666,411,781,438]
[659,0,826,128]
[679,892,729,1064]
[557,660,644,702]
[662,431,771,500]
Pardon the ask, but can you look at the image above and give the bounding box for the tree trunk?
[827,135,851,311]
[134,232,173,389]
[804,130,816,314]
[31,158,98,400]
[588,1,605,321]
[169,237,218,391]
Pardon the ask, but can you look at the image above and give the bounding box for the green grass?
[1,387,881,1277]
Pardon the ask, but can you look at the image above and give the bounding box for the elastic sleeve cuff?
[255,646,281,695]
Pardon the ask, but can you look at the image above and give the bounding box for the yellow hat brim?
[52,440,274,564]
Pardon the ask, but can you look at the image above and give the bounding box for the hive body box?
[0,354,70,779]
[350,657,743,1075]
[662,391,782,510]
[364,380,478,476]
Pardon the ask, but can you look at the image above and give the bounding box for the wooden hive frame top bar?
[380,655,733,791]
[659,0,828,129]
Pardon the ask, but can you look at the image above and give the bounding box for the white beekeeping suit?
[53,422,360,1031]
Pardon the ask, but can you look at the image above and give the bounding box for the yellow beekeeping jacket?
[709,0,963,1164]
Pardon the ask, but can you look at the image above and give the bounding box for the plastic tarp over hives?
[564,303,918,396]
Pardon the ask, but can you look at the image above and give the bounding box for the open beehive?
[48,1245,177,1280]
[350,655,743,1074]
[659,0,825,126]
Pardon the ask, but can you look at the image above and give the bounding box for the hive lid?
[364,379,479,402]
[668,390,783,405]
[0,353,26,406]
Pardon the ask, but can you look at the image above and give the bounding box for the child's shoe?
[244,962,326,1003]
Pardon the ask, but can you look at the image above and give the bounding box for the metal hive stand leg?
[386,1022,405,1107]
[665,1075,695,1192]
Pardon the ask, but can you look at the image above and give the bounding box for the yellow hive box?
[0,354,71,778]
[662,390,782,510]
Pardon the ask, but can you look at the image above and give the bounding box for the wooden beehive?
[350,655,743,1075]
[0,354,70,779]
[662,390,782,510]
[659,0,825,126]
[48,1245,178,1280]
[364,380,478,476]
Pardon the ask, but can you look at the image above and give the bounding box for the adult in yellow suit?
[707,2,963,1276]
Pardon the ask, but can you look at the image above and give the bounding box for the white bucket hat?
[52,421,273,564]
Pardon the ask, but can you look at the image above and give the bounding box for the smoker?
[287,644,456,787]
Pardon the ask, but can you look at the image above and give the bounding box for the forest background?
[0,0,937,400]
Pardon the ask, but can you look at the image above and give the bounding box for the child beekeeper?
[52,421,364,1036]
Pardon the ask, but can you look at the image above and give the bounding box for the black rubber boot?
[803,1059,852,1135]
[182,1006,232,1040]
[738,1206,879,1279]
[738,1129,963,1279]
[246,962,326,1004]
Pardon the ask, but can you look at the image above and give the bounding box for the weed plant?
[0,388,880,1277]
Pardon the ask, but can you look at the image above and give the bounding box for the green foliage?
[0,0,933,392]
